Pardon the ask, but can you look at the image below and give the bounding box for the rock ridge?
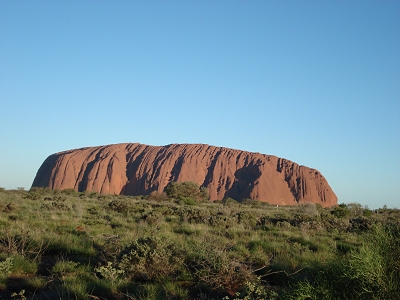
[32,143,337,207]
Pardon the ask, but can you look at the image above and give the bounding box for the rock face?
[32,143,337,207]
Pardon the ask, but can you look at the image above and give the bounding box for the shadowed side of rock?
[32,143,337,207]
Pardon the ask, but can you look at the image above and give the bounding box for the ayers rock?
[32,143,337,207]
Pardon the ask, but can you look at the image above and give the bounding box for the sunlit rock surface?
[32,143,337,207]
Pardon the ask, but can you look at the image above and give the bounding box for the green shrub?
[146,190,168,201]
[10,255,38,274]
[222,197,240,206]
[179,206,210,223]
[24,192,42,200]
[0,257,13,276]
[234,279,278,300]
[176,196,197,206]
[95,261,124,285]
[165,181,209,201]
[287,224,400,300]
[53,259,80,277]
[343,224,400,299]
[0,230,46,261]
[61,188,78,195]
[159,281,190,299]
[29,187,52,194]
[331,203,350,218]
[107,199,129,213]
[192,248,256,296]
[363,209,373,217]
[61,275,91,300]
[2,202,16,213]
[141,211,165,225]
[118,236,184,281]
[347,202,364,217]
[297,203,320,217]
[336,240,357,254]
[174,224,197,235]
[237,211,258,228]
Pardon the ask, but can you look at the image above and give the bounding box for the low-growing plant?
[107,199,129,213]
[233,278,278,300]
[0,257,13,276]
[52,259,80,277]
[176,196,198,206]
[222,197,240,206]
[2,202,16,213]
[95,261,124,281]
[118,236,184,281]
[61,188,78,195]
[11,289,26,300]
[331,203,350,218]
[146,190,168,202]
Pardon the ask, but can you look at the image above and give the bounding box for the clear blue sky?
[1,1,399,209]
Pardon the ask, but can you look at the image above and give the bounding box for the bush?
[176,196,197,206]
[222,197,239,206]
[29,187,54,196]
[235,279,278,300]
[61,188,78,196]
[118,236,184,281]
[24,191,42,200]
[95,261,124,282]
[287,224,400,299]
[331,203,349,218]
[146,191,167,201]
[107,199,129,213]
[53,259,80,277]
[0,257,13,276]
[141,211,164,226]
[297,203,319,217]
[2,203,16,213]
[192,246,256,297]
[363,209,373,217]
[343,224,400,298]
[165,181,209,201]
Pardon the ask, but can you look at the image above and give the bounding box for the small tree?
[331,203,350,218]
[222,197,239,206]
[347,202,363,217]
[165,181,209,202]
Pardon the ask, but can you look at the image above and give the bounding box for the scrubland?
[0,186,399,299]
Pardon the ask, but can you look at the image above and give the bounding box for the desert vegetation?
[0,184,399,299]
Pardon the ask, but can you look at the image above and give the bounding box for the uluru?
[32,143,337,207]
